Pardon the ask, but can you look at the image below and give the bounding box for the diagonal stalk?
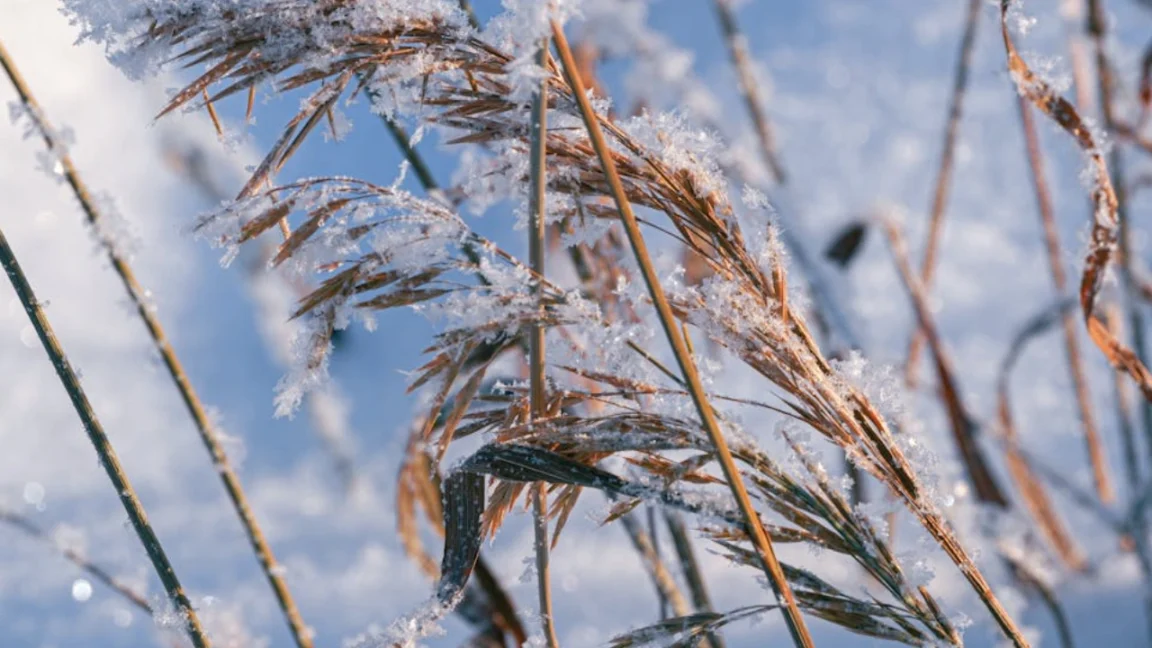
[882,220,1033,647]
[0,508,153,615]
[528,36,561,648]
[0,39,313,648]
[711,0,786,184]
[550,20,815,648]
[0,225,211,648]
[904,0,983,387]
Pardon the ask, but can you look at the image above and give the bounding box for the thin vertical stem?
[0,226,211,648]
[711,0,786,184]
[0,39,313,648]
[905,0,983,386]
[646,506,669,619]
[551,21,815,648]
[665,511,725,648]
[1062,0,1096,113]
[1015,95,1113,502]
[1106,304,1142,494]
[620,512,692,619]
[528,36,560,648]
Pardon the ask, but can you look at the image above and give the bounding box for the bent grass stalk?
[0,226,211,648]
[550,20,816,648]
[0,39,313,648]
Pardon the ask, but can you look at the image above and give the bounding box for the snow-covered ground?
[1,0,1151,646]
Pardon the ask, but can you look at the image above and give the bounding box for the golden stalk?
[550,20,816,648]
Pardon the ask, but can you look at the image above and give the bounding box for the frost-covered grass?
[4,0,1152,646]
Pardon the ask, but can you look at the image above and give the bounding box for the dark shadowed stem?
[362,75,528,648]
[0,227,210,648]
[551,21,815,648]
[1002,553,1076,648]
[1015,96,1113,503]
[381,116,445,204]
[665,511,725,648]
[0,509,153,615]
[0,40,313,648]
[620,512,692,619]
[711,0,785,183]
[905,0,982,387]
[528,37,560,648]
[457,0,480,29]
[373,98,489,276]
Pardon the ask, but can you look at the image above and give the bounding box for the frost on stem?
[483,0,581,101]
[8,100,75,183]
[345,595,456,648]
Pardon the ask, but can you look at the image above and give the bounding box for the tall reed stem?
[665,511,725,648]
[904,0,983,387]
[550,20,815,648]
[0,39,313,648]
[711,0,785,184]
[528,36,561,648]
[0,225,211,648]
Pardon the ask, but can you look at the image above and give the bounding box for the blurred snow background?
[1,0,1151,645]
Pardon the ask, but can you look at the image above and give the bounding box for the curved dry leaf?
[1000,0,1152,402]
[824,221,869,269]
